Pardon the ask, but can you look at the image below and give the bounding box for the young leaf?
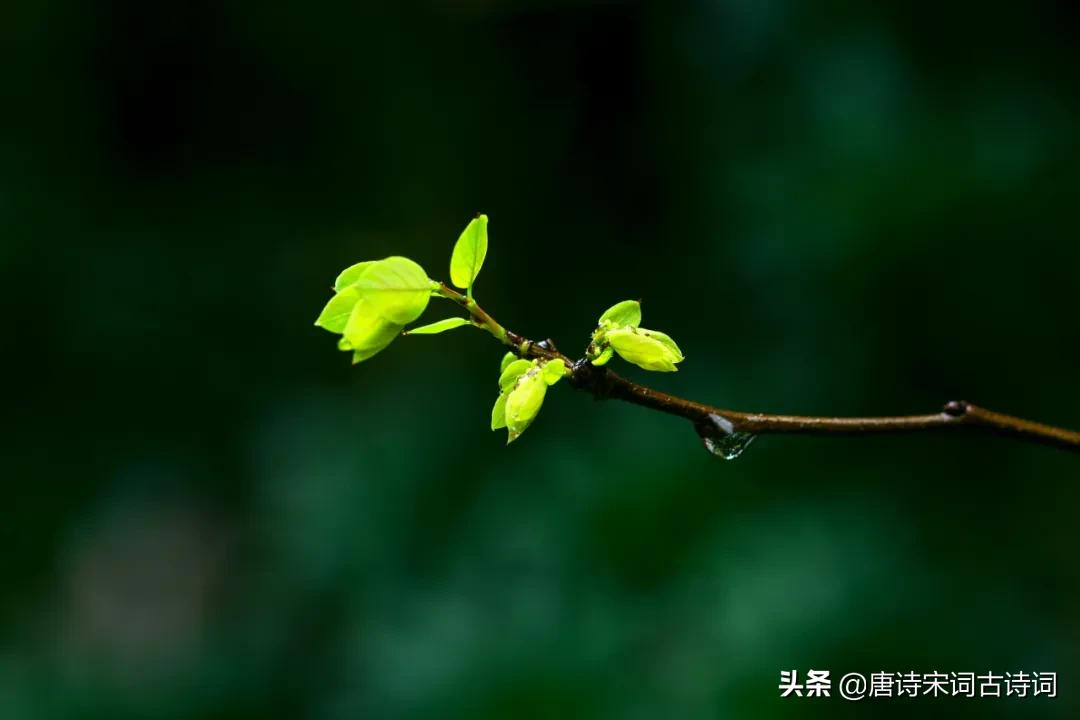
[638,328,684,361]
[590,346,614,366]
[542,358,567,385]
[500,351,517,373]
[505,371,548,442]
[607,327,682,372]
[491,392,508,430]
[314,286,361,333]
[343,298,404,359]
[349,335,400,363]
[449,214,489,294]
[353,256,434,324]
[598,300,641,329]
[353,345,391,364]
[499,359,534,391]
[334,261,377,291]
[406,317,471,335]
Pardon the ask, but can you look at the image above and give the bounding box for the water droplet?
[702,431,756,460]
[696,414,757,460]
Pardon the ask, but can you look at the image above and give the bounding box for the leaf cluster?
[315,214,685,442]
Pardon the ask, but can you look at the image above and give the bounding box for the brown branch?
[568,363,1080,452]
[436,286,1080,453]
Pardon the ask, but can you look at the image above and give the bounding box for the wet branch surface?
[437,285,1080,453]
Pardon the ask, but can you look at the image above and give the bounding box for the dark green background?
[3,1,1078,718]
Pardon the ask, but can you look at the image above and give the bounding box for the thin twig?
[580,365,1080,452]
[434,286,1080,453]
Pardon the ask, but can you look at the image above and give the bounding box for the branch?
[436,286,1080,453]
[571,364,1080,452]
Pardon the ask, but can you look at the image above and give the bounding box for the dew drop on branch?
[696,413,756,460]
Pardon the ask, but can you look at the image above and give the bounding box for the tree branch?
[436,286,1080,453]
[571,363,1080,452]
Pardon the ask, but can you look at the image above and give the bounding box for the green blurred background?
[3,1,1078,718]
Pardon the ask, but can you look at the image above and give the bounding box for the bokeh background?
[3,1,1079,718]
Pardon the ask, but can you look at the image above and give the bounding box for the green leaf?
[499,359,534,391]
[353,345,390,364]
[334,261,376,291]
[598,300,641,329]
[607,327,682,372]
[491,392,508,430]
[505,372,547,442]
[638,328,684,361]
[349,337,400,364]
[590,346,614,366]
[406,317,471,335]
[542,358,567,385]
[449,214,489,293]
[500,351,517,373]
[343,298,404,360]
[314,286,361,333]
[353,256,434,324]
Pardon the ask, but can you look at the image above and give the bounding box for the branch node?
[943,400,969,417]
[568,360,613,400]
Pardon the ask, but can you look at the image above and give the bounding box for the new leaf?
[343,298,404,360]
[334,261,376,291]
[406,317,471,335]
[499,359,534,391]
[449,214,489,295]
[352,256,434,324]
[314,286,361,333]
[598,300,641,329]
